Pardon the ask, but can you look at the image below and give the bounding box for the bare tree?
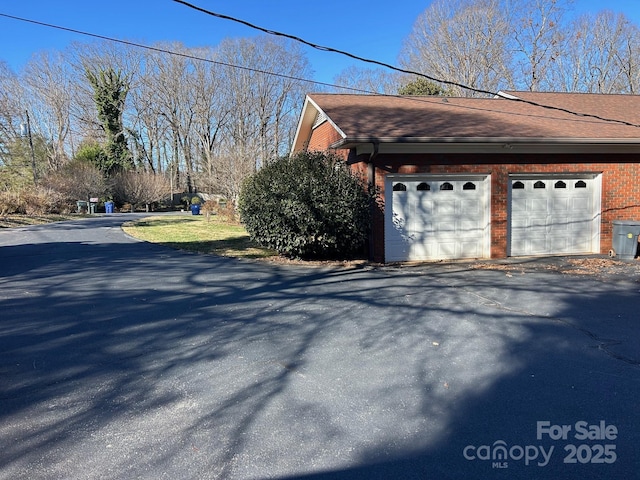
[553,11,639,93]
[22,51,74,170]
[144,44,198,192]
[0,63,44,190]
[112,170,169,211]
[614,20,640,94]
[0,61,21,165]
[1,38,336,203]
[400,0,640,95]
[43,158,107,201]
[400,0,513,96]
[214,36,311,200]
[257,38,311,162]
[333,66,402,94]
[509,0,571,91]
[189,47,229,192]
[129,62,168,173]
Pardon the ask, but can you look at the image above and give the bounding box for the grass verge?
[122,215,277,259]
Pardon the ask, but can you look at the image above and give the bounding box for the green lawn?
[122,215,277,259]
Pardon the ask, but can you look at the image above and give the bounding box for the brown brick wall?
[307,122,347,160]
[364,153,640,261]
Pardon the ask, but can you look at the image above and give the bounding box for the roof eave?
[331,137,640,155]
[290,96,317,154]
[291,95,348,155]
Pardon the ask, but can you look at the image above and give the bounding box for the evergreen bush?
[238,151,375,260]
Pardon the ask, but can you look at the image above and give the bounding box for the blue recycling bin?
[190,204,201,215]
[105,201,114,214]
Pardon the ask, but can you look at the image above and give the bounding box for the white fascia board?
[305,96,348,142]
[291,96,317,154]
[290,96,347,155]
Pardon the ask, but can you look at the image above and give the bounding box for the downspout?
[367,142,379,261]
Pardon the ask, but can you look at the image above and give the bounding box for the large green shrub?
[238,151,375,260]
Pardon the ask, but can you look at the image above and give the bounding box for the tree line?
[1,0,638,212]
[337,0,640,96]
[0,36,312,209]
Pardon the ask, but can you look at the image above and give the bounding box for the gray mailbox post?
[89,197,98,215]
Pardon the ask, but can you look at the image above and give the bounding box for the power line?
[3,9,640,129]
[0,12,372,94]
[172,0,488,96]
[173,0,640,129]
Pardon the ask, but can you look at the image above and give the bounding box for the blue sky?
[1,0,639,87]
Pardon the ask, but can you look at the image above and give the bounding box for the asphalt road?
[1,215,639,480]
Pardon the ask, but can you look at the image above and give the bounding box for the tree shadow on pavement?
[0,235,638,479]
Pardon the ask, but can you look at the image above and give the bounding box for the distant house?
[291,91,640,262]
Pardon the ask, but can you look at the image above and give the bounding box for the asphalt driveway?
[0,215,639,480]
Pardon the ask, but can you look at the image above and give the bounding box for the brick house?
[291,91,640,262]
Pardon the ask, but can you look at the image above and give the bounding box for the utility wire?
[0,12,372,94]
[3,8,640,129]
[173,0,640,129]
[172,0,488,96]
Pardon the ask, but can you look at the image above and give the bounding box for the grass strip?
[122,215,277,259]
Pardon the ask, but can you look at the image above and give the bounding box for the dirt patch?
[0,214,83,228]
[263,255,640,279]
[260,255,370,269]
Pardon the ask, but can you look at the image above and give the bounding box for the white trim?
[291,96,316,154]
[386,173,490,182]
[312,110,328,129]
[508,172,600,179]
[291,95,348,155]
[592,174,602,254]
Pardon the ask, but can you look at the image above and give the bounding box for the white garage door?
[385,176,490,262]
[509,176,601,256]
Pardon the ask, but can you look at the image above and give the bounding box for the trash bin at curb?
[190,204,201,215]
[105,201,114,214]
[611,220,640,259]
